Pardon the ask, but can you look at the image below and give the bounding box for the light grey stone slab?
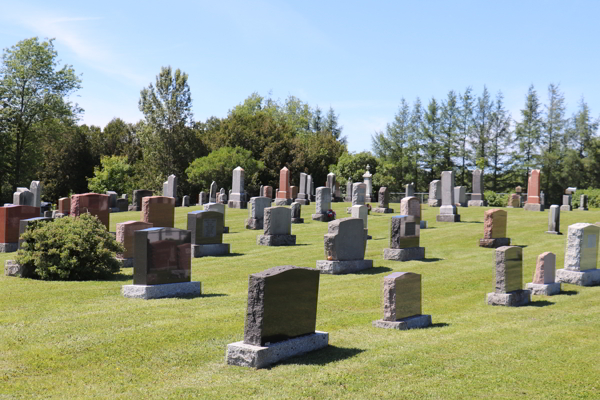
[122,281,201,299]
[524,203,544,211]
[257,234,296,246]
[555,268,600,286]
[316,259,373,274]
[0,243,18,253]
[479,238,511,248]
[441,171,454,206]
[311,213,329,222]
[245,218,263,230]
[264,207,291,235]
[383,247,425,261]
[226,331,328,369]
[228,200,247,209]
[564,223,599,272]
[436,214,460,222]
[372,314,432,330]
[468,200,485,207]
[526,282,561,296]
[486,290,531,306]
[373,207,394,213]
[560,205,572,212]
[274,198,292,206]
[192,243,230,257]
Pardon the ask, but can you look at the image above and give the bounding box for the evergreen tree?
[515,85,543,185]
[488,91,512,191]
[421,97,442,184]
[456,87,474,186]
[439,91,459,173]
[540,84,567,203]
[311,106,323,132]
[324,107,345,143]
[471,86,493,169]
[408,98,424,190]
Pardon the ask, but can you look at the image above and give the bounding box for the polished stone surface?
[389,215,420,249]
[187,210,224,245]
[70,193,110,229]
[495,246,523,293]
[243,265,320,346]
[191,243,230,257]
[0,205,41,244]
[383,272,421,321]
[141,196,175,228]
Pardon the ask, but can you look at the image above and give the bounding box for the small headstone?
[106,191,118,209]
[453,186,467,207]
[296,173,310,205]
[556,223,600,286]
[187,210,230,257]
[141,196,175,228]
[524,170,543,211]
[228,167,247,209]
[507,193,520,208]
[198,191,208,205]
[312,187,331,222]
[515,186,522,193]
[43,210,52,218]
[18,217,52,250]
[579,194,588,211]
[203,202,229,233]
[209,181,218,203]
[436,171,460,222]
[373,187,394,213]
[546,205,561,234]
[486,246,531,306]
[132,190,153,212]
[316,218,372,274]
[560,194,572,212]
[384,198,424,262]
[363,165,373,203]
[275,167,292,206]
[116,221,153,267]
[326,172,336,192]
[428,180,441,207]
[290,202,303,224]
[245,197,271,230]
[0,205,41,252]
[182,195,190,207]
[257,207,296,246]
[117,198,128,212]
[308,175,314,200]
[263,186,273,199]
[13,189,33,206]
[334,182,341,202]
[468,170,485,206]
[351,205,370,240]
[479,209,510,248]
[70,193,110,230]
[345,178,353,202]
[526,252,561,295]
[30,181,43,208]
[405,183,414,197]
[290,186,298,200]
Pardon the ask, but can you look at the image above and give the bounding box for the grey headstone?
[209,181,217,203]
[264,207,292,235]
[106,191,118,208]
[441,171,455,206]
[260,185,264,196]
[249,197,271,219]
[495,246,523,293]
[133,190,153,211]
[18,217,52,249]
[298,173,308,199]
[230,167,245,202]
[579,194,588,210]
[564,223,598,271]
[346,178,353,202]
[363,165,372,200]
[378,187,389,209]
[315,187,331,214]
[30,181,43,208]
[182,195,190,207]
[13,189,33,206]
[382,272,421,321]
[405,183,415,197]
[326,173,336,191]
[351,205,368,229]
[352,183,366,206]
[547,205,560,234]
[471,170,484,201]
[219,188,227,204]
[324,218,366,261]
[198,191,208,205]
[291,202,301,219]
[167,174,177,199]
[187,210,223,245]
[453,186,466,206]
[389,215,420,249]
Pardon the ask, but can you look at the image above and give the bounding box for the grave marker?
[486,246,531,306]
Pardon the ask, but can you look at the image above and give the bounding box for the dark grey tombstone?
[345,178,353,202]
[106,191,118,208]
[187,210,224,245]
[132,190,153,211]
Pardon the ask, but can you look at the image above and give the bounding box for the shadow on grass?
[422,227,436,230]
[355,266,393,275]
[427,322,450,329]
[170,292,228,300]
[278,345,364,367]
[558,290,578,296]
[515,245,528,248]
[527,300,555,307]
[418,258,443,263]
[460,221,483,224]
[106,273,133,282]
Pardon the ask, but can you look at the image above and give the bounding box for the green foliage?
[87,155,133,197]
[331,152,378,185]
[15,214,123,280]
[484,190,510,207]
[572,189,600,209]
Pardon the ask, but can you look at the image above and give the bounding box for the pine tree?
[471,86,493,169]
[456,87,474,186]
[421,97,442,184]
[439,91,459,173]
[488,91,512,191]
[408,98,424,190]
[515,85,543,185]
[540,84,566,203]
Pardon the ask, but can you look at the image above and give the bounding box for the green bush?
[484,190,510,207]
[16,214,124,280]
[572,189,600,209]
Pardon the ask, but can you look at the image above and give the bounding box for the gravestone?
[275,167,292,206]
[70,193,110,230]
[546,205,561,235]
[246,197,271,230]
[372,272,432,330]
[117,198,128,212]
[257,207,296,246]
[0,205,41,252]
[296,173,310,205]
[182,195,190,207]
[515,186,522,194]
[43,211,52,218]
[18,217,52,250]
[326,172,336,192]
[122,227,200,299]
[540,191,545,207]
[363,165,373,203]
[13,188,33,206]
[263,186,273,199]
[579,194,588,211]
[203,202,229,233]
[345,178,353,202]
[226,266,327,369]
[507,193,520,208]
[209,181,218,203]
[188,210,230,257]
[348,182,366,213]
[561,194,572,212]
[316,218,372,274]
[524,170,544,211]
[106,191,118,210]
[351,205,370,239]
[228,167,247,209]
[141,196,175,228]
[308,175,314,201]
[116,221,153,267]
[312,187,331,222]
[405,183,415,197]
[291,202,303,224]
[198,191,208,205]
[259,185,264,196]
[556,223,600,286]
[218,188,227,204]
[290,186,298,200]
[454,186,467,207]
[479,209,511,248]
[468,169,485,206]
[58,197,71,215]
[383,214,425,261]
[131,190,153,211]
[487,246,531,306]
[30,181,43,208]
[436,171,461,222]
[374,187,394,213]
[334,182,341,202]
[526,252,561,295]
[428,180,441,207]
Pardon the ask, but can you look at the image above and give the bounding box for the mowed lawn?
[1,202,599,399]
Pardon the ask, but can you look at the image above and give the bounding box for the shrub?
[484,190,510,207]
[16,214,124,280]
[572,188,600,209]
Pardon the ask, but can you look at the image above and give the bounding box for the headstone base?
[436,214,461,223]
[223,226,230,234]
[560,205,572,212]
[257,234,296,246]
[365,196,372,203]
[311,213,329,222]
[227,201,247,209]
[373,207,394,214]
[578,207,588,211]
[295,199,310,205]
[428,199,441,207]
[383,247,425,261]
[316,259,373,274]
[109,207,120,213]
[117,257,134,268]
[122,281,202,299]
[468,200,486,207]
[245,218,263,230]
[192,243,230,257]
[486,289,531,306]
[420,221,428,229]
[0,243,18,253]
[274,199,292,206]
[479,238,511,248]
[545,230,562,235]
[524,203,544,212]
[226,331,329,369]
[372,314,432,330]
[526,282,561,296]
[4,260,22,276]
[291,218,304,224]
[556,268,600,286]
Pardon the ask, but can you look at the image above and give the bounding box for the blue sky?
[1,0,599,153]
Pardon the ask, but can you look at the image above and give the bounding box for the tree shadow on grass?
[558,290,578,296]
[527,300,555,307]
[355,266,392,275]
[277,345,364,367]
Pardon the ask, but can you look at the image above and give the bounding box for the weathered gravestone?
[401,195,427,229]
[209,181,218,203]
[334,182,342,202]
[454,186,467,207]
[561,194,572,212]
[198,191,208,205]
[116,221,153,268]
[372,272,432,330]
[263,186,273,199]
[316,218,372,274]
[486,246,531,306]
[30,181,43,208]
[225,266,327,369]
[479,209,511,248]
[58,197,71,215]
[275,167,292,206]
[106,191,118,211]
[347,182,366,213]
[219,188,227,204]
[13,188,33,206]
[131,190,153,211]
[203,202,229,233]
[468,169,485,206]
[257,207,296,246]
[141,196,175,228]
[524,170,544,211]
[117,198,128,212]
[507,193,520,208]
[373,187,394,213]
[296,173,310,205]
[290,202,303,224]
[326,172,336,193]
[122,227,199,299]
[290,186,298,201]
[405,183,415,197]
[345,178,353,202]
[556,223,600,286]
[546,205,561,235]
[187,210,230,257]
[526,252,561,295]
[578,194,588,211]
[428,180,441,207]
[246,197,271,230]
[383,214,425,261]
[436,171,461,222]
[312,187,331,222]
[363,165,373,203]
[181,195,190,207]
[70,193,110,230]
[228,167,247,209]
[351,205,370,239]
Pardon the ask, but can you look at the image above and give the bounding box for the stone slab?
[117,257,134,268]
[486,290,531,306]
[291,218,304,224]
[257,234,296,246]
[0,243,18,253]
[373,208,394,214]
[4,260,22,276]
[436,214,461,222]
[226,331,329,369]
[468,200,485,207]
[311,213,329,222]
[545,231,562,235]
[227,200,247,209]
[560,205,572,212]
[192,243,230,257]
[383,247,425,261]
[274,199,292,206]
[479,238,511,248]
[122,281,201,299]
[372,314,432,330]
[295,199,310,205]
[524,203,544,212]
[526,282,561,296]
[556,268,600,286]
[316,259,373,274]
[245,218,263,230]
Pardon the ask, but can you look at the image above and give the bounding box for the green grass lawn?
[1,203,599,399]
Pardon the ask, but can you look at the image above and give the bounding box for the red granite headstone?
[0,205,41,243]
[58,197,71,215]
[527,170,541,204]
[70,193,110,230]
[276,167,291,199]
[141,196,175,228]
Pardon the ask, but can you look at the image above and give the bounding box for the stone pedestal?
[0,243,18,253]
[245,218,263,230]
[122,281,201,299]
[383,247,425,261]
[468,200,485,207]
[257,234,296,246]
[295,199,309,206]
[556,268,600,286]
[436,214,461,222]
[372,314,432,330]
[486,289,531,306]
[228,200,247,209]
[291,217,304,224]
[545,230,562,235]
[524,203,544,212]
[560,205,572,212]
[316,259,373,274]
[192,243,230,257]
[373,207,394,213]
[311,213,329,222]
[226,331,328,369]
[526,282,561,296]
[479,238,511,248]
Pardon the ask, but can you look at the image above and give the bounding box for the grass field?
[1,202,599,399]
